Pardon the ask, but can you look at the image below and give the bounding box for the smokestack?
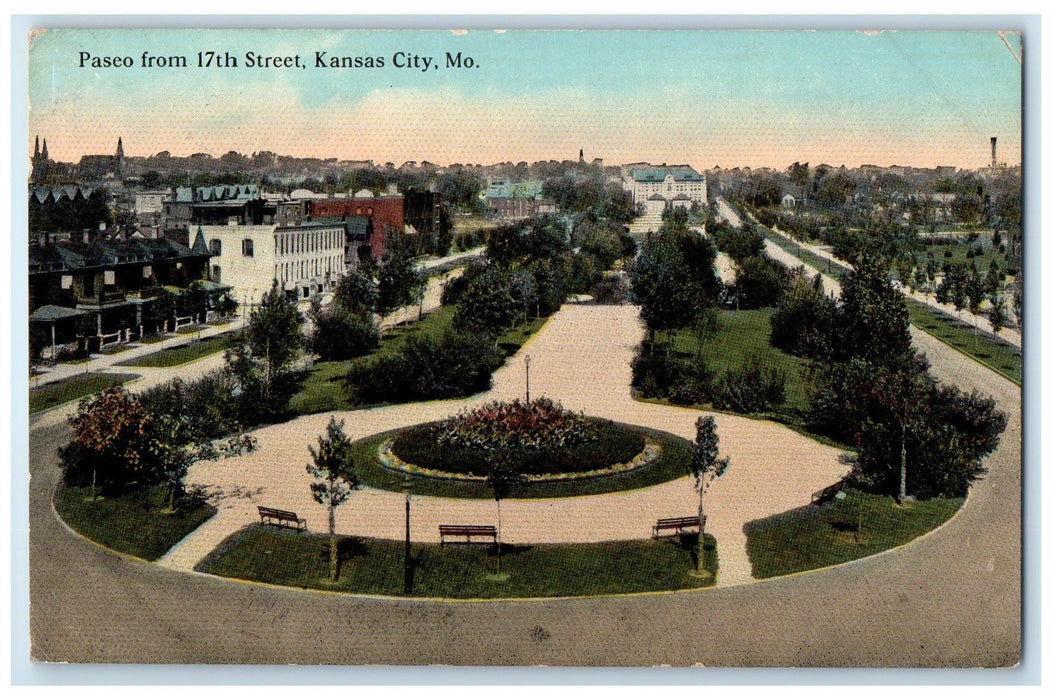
[990,136,998,168]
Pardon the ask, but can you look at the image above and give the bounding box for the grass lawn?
[117,333,239,368]
[744,491,962,579]
[54,484,217,561]
[29,372,140,413]
[917,241,1008,276]
[906,301,1021,384]
[762,225,848,281]
[197,525,718,598]
[350,424,692,499]
[288,307,547,416]
[669,308,812,421]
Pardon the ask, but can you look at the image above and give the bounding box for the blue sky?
[28,28,1023,169]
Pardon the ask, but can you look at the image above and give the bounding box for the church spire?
[41,138,48,160]
[116,136,124,159]
[33,135,39,159]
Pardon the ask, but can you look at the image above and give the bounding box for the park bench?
[257,505,306,531]
[811,480,846,505]
[653,515,704,539]
[439,524,497,546]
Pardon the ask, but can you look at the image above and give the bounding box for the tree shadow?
[487,543,533,557]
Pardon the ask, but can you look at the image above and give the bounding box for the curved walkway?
[170,303,847,589]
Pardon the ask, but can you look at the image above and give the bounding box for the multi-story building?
[623,165,707,216]
[28,230,218,354]
[199,219,348,308]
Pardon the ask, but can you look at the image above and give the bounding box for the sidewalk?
[29,317,246,390]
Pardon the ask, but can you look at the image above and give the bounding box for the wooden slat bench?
[439,524,497,546]
[257,505,306,531]
[653,515,704,539]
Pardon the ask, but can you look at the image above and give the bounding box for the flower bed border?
[378,436,662,484]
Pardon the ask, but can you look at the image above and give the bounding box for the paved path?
[29,317,246,389]
[27,310,1021,667]
[166,303,846,589]
[27,233,1021,666]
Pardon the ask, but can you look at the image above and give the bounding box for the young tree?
[248,281,304,380]
[690,416,730,573]
[151,415,257,511]
[306,417,360,583]
[484,453,527,574]
[987,294,1006,334]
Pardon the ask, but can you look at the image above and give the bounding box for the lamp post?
[402,474,412,595]
[524,354,531,404]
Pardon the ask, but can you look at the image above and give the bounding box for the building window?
[212,266,221,283]
[210,239,222,256]
[242,239,254,257]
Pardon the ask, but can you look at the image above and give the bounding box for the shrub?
[631,347,713,406]
[346,331,501,404]
[310,306,378,361]
[711,357,786,414]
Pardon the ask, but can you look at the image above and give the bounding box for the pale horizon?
[28,29,1023,172]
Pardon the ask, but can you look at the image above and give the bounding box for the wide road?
[27,307,1021,669]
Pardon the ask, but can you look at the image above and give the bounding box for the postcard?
[23,24,1024,670]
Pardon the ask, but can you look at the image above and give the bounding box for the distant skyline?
[28,28,1023,170]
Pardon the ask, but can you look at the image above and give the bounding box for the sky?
[26,28,1024,170]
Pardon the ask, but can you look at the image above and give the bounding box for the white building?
[199,220,347,308]
[624,165,707,216]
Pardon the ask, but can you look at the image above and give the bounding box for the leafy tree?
[60,384,256,504]
[484,452,527,574]
[248,281,304,381]
[59,387,159,495]
[628,229,721,340]
[150,414,256,511]
[346,331,500,404]
[178,281,209,324]
[712,223,766,263]
[690,416,730,573]
[144,290,175,335]
[966,269,985,316]
[770,270,840,359]
[377,244,426,317]
[733,254,790,309]
[574,220,625,270]
[838,258,911,366]
[453,266,533,334]
[309,300,379,361]
[306,417,360,583]
[333,269,378,319]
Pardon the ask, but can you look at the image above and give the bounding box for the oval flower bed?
[379,436,661,483]
[386,397,653,482]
